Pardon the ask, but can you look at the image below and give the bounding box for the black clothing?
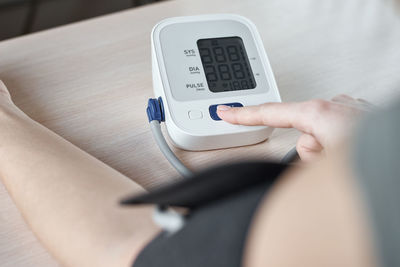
[122,161,287,267]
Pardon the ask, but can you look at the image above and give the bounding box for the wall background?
[0,0,164,41]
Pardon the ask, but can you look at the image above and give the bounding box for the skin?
[243,142,377,267]
[217,96,372,161]
[0,79,378,267]
[217,99,378,267]
[0,80,159,267]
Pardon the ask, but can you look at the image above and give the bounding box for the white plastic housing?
[151,14,281,151]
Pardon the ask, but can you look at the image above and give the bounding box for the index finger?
[217,101,315,134]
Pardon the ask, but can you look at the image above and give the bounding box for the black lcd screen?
[197,37,256,93]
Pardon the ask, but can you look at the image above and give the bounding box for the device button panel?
[209,102,243,121]
[188,110,203,120]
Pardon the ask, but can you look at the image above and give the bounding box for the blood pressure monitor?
[151,14,281,151]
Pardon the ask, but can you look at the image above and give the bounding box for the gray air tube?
[149,120,193,178]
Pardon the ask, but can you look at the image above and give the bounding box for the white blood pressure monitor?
[151,14,281,151]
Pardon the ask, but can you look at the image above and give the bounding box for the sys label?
[184,49,196,56]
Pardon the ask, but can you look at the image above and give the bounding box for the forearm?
[0,111,158,267]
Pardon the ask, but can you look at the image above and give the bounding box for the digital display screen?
[197,37,256,93]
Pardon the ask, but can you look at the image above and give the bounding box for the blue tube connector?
[146,97,165,123]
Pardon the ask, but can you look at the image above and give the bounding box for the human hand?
[217,95,373,161]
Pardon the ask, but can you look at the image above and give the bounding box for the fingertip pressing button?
[209,102,243,121]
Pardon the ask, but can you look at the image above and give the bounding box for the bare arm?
[0,80,159,267]
[0,77,378,267]
[244,142,377,267]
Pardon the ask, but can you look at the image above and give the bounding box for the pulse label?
[186,83,205,91]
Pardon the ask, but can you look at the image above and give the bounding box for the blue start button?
[209,102,243,121]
